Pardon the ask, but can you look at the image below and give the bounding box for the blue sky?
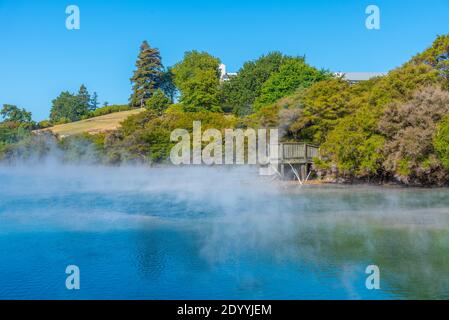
[1,0,449,120]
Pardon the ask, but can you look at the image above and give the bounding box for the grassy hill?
[41,109,145,137]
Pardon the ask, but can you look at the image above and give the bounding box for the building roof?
[335,72,387,82]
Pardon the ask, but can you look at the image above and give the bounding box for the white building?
[335,72,386,84]
[219,64,237,82]
[218,64,385,84]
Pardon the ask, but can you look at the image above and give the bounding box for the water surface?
[1,165,449,299]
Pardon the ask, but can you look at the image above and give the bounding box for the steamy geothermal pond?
[1,165,449,299]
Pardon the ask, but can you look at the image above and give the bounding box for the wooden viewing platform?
[260,142,319,181]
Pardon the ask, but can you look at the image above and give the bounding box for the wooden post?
[301,164,307,181]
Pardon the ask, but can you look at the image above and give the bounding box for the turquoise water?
[1,165,449,299]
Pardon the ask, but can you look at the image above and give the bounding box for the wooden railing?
[270,143,319,163]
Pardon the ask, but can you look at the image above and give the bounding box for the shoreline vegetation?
[279,179,445,189]
[2,35,449,187]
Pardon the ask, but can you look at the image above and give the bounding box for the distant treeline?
[2,35,449,185]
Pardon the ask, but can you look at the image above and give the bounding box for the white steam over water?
[2,164,449,298]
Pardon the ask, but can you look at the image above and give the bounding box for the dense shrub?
[378,86,449,184]
[287,78,352,144]
[0,122,28,145]
[103,108,237,164]
[434,115,449,170]
[220,52,286,115]
[50,86,92,123]
[411,34,449,87]
[172,51,221,112]
[240,35,448,184]
[253,58,329,110]
[145,89,171,115]
[37,120,52,129]
[88,105,134,118]
[58,133,106,164]
[322,106,385,179]
[0,132,57,162]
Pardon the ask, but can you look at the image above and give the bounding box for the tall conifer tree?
[77,84,91,111]
[130,41,164,108]
[90,92,99,111]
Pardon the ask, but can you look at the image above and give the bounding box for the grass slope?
[42,109,145,137]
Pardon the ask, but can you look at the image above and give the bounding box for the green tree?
[288,78,351,144]
[145,89,171,115]
[160,67,177,103]
[129,41,164,108]
[90,92,99,111]
[172,51,221,112]
[379,86,449,184]
[106,108,237,164]
[0,105,34,151]
[1,104,32,123]
[77,84,91,115]
[50,91,89,123]
[322,106,385,179]
[254,57,329,110]
[411,34,449,87]
[435,115,449,170]
[221,52,285,115]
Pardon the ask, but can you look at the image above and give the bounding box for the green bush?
[88,105,134,118]
[0,121,32,145]
[54,117,71,125]
[379,86,449,184]
[105,108,238,164]
[58,133,106,164]
[434,115,449,169]
[220,52,285,115]
[322,106,385,178]
[254,57,330,110]
[172,51,221,112]
[145,90,171,115]
[38,120,52,129]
